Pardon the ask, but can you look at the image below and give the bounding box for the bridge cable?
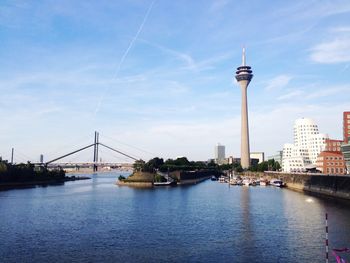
[99,143,138,161]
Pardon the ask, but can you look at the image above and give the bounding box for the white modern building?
[267,150,283,164]
[282,118,328,172]
[214,143,226,164]
[250,152,264,164]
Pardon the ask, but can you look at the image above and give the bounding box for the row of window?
[326,147,340,152]
[331,142,341,145]
[325,156,343,160]
[326,162,343,166]
[326,168,344,174]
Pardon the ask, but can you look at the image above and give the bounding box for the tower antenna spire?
[242,47,246,66]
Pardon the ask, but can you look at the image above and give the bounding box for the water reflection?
[1,174,350,263]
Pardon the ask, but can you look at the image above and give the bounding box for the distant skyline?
[1,0,350,163]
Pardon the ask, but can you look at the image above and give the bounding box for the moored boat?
[153,181,177,186]
[211,176,218,181]
[218,176,226,183]
[271,179,285,187]
[260,179,268,186]
[242,178,251,186]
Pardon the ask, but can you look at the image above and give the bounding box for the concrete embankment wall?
[264,172,350,200]
[177,176,211,185]
[171,170,218,185]
[116,181,153,187]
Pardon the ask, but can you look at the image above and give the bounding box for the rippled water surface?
[1,172,350,263]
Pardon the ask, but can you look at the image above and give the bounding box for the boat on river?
[260,179,268,186]
[242,178,251,186]
[211,176,218,181]
[271,179,285,187]
[153,181,177,186]
[218,176,227,183]
[154,172,177,186]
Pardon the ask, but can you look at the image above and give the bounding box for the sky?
[0,0,350,163]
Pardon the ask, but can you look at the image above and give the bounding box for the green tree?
[133,160,145,172]
[146,157,164,172]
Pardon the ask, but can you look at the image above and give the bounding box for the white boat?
[260,179,268,186]
[218,176,226,183]
[242,179,251,186]
[154,172,177,186]
[260,180,267,186]
[271,179,285,187]
[229,178,238,185]
[153,181,177,186]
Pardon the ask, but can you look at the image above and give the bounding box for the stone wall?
[170,170,218,184]
[264,172,350,200]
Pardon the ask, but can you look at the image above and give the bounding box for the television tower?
[235,48,253,169]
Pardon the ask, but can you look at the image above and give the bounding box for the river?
[0,172,350,262]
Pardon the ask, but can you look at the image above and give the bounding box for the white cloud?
[210,0,230,12]
[265,75,293,91]
[331,26,350,33]
[305,85,350,99]
[277,90,303,100]
[310,38,350,64]
[139,39,233,72]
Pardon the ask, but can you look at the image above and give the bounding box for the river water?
[1,172,350,263]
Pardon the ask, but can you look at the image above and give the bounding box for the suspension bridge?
[6,132,143,172]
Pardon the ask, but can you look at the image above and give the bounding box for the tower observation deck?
[235,48,253,169]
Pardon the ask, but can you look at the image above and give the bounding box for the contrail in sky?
[94,0,156,117]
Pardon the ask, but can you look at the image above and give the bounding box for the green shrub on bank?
[0,159,65,183]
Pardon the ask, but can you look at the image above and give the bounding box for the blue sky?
[0,0,350,163]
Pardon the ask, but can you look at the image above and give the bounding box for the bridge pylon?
[93,131,99,172]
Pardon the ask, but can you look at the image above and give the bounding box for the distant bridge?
[34,131,139,172]
[47,162,133,171]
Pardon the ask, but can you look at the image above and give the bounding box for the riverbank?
[0,176,90,191]
[117,170,216,187]
[240,171,350,201]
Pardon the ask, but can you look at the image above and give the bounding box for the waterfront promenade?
[1,171,350,262]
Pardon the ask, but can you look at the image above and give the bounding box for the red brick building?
[325,138,343,152]
[344,111,350,143]
[316,151,346,175]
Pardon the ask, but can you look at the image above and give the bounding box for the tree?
[133,160,145,172]
[146,157,164,171]
[118,175,126,181]
[274,161,281,171]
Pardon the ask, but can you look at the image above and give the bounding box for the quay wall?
[116,181,153,187]
[177,176,211,185]
[263,172,350,200]
[171,170,218,185]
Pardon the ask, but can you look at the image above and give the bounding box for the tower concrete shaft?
[235,48,253,169]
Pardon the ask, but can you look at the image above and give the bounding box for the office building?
[250,152,264,164]
[344,111,350,143]
[282,118,328,172]
[316,151,346,175]
[267,151,283,164]
[214,143,226,164]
